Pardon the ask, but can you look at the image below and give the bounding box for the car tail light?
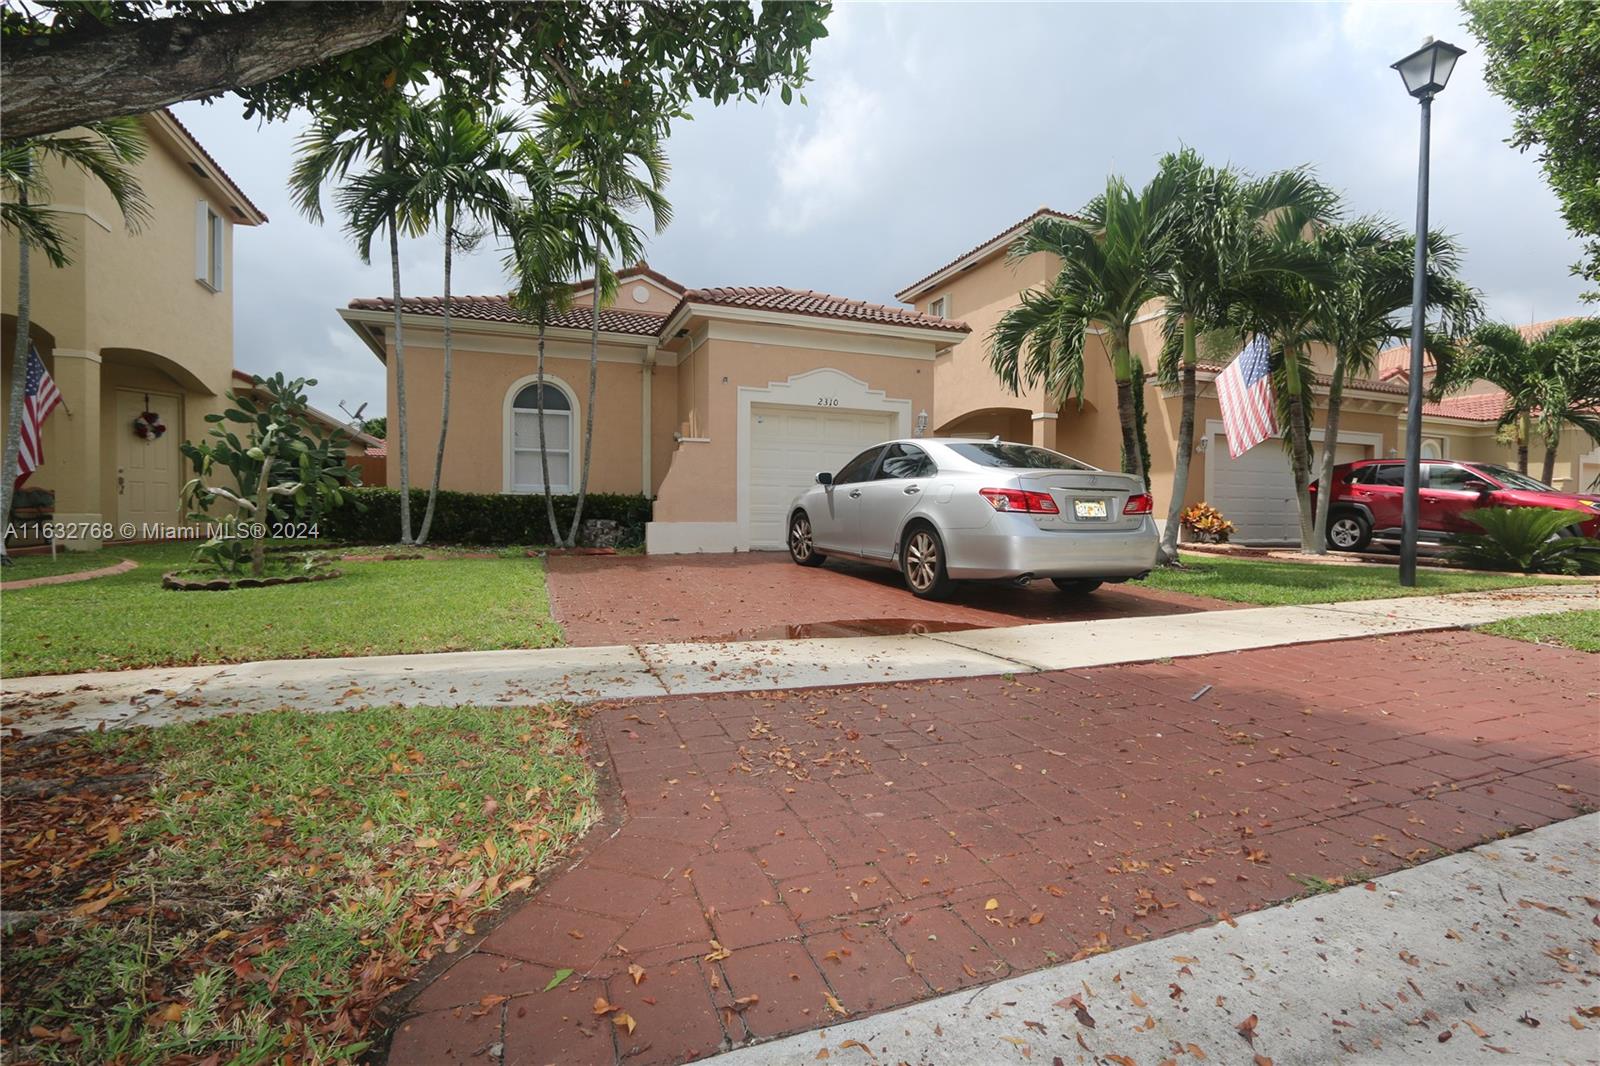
[1123,493,1154,515]
[980,487,1059,514]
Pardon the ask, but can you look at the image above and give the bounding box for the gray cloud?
[171,0,1589,417]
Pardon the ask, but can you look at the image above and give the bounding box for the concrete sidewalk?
[711,814,1600,1065]
[2,584,1593,734]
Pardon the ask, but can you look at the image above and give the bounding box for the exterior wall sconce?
[915,410,929,437]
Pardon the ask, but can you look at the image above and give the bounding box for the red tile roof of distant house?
[350,285,970,336]
[346,295,670,336]
[230,369,382,446]
[675,286,970,333]
[570,261,686,295]
[1195,363,1409,397]
[895,206,1080,302]
[1376,317,1581,380]
[1421,391,1511,422]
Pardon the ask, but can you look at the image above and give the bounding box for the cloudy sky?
[171,0,1590,417]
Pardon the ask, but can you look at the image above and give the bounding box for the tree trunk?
[1157,316,1197,565]
[250,451,272,578]
[417,204,454,545]
[565,248,602,549]
[1,1,409,140]
[388,191,412,545]
[1,181,33,562]
[1110,330,1145,483]
[1311,348,1349,555]
[536,319,561,545]
[1541,440,1558,487]
[1281,345,1315,550]
[1517,414,1531,475]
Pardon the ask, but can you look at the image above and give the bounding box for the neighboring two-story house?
[2,109,267,549]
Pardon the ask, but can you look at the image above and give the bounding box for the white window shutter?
[195,200,209,283]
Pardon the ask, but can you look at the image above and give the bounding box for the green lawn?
[1139,553,1553,606]
[1,544,562,676]
[1479,609,1600,652]
[0,548,133,583]
[1,703,596,1064]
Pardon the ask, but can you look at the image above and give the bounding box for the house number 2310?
[815,397,839,406]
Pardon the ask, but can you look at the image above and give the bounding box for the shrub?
[318,488,652,548]
[1180,501,1235,544]
[1447,506,1600,575]
[180,373,361,577]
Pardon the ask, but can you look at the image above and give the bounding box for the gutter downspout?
[642,342,656,496]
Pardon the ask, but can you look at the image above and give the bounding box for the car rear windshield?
[1476,464,1555,492]
[948,442,1094,471]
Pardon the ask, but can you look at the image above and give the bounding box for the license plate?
[1074,499,1108,519]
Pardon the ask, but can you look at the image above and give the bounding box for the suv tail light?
[1123,493,1153,515]
[980,487,1059,514]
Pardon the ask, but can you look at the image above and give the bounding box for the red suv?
[1311,459,1600,551]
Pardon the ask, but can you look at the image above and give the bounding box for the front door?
[116,389,182,535]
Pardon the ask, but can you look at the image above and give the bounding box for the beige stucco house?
[341,266,967,552]
[349,210,1595,552]
[2,110,267,549]
[897,209,1597,542]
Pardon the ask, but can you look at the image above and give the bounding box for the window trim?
[927,294,950,319]
[504,374,581,494]
[195,200,224,292]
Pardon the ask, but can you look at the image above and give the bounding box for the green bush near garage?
[318,488,653,547]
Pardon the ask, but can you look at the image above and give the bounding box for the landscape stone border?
[161,567,343,591]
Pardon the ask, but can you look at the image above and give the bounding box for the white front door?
[116,389,183,534]
[747,404,896,550]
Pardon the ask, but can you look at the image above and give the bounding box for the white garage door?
[748,404,896,549]
[1206,433,1372,543]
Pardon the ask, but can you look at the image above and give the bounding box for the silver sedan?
[785,438,1159,599]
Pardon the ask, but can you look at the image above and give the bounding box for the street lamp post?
[1391,37,1465,587]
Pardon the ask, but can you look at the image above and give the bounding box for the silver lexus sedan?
[785,438,1158,599]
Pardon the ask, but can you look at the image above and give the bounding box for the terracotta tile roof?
[676,286,970,333]
[157,108,267,224]
[570,261,686,295]
[1195,363,1408,396]
[346,295,669,336]
[895,206,1080,302]
[1376,317,1582,380]
[1421,390,1510,422]
[229,369,381,445]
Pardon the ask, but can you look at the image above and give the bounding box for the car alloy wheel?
[904,529,939,592]
[1329,517,1363,549]
[789,515,814,562]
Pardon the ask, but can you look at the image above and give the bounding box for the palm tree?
[541,85,671,548]
[1307,221,1480,551]
[1526,320,1600,485]
[1444,319,1600,483]
[343,98,524,545]
[1227,192,1342,549]
[989,173,1178,483]
[1151,152,1334,563]
[290,94,419,544]
[1,119,148,553]
[502,134,590,544]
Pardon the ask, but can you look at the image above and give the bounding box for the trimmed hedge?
[318,488,652,547]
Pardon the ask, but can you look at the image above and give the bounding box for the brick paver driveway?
[548,552,1225,647]
[386,631,1598,1065]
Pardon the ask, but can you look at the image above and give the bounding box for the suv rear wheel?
[1327,510,1372,552]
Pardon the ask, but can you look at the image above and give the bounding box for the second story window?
[928,295,949,318]
[195,201,224,292]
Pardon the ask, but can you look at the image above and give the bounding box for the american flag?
[16,345,62,487]
[1216,335,1279,459]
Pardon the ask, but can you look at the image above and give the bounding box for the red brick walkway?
[547,552,1227,647]
[385,631,1599,1065]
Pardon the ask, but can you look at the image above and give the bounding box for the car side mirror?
[816,471,833,486]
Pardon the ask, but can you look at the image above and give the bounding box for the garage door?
[748,404,896,549]
[1206,433,1372,543]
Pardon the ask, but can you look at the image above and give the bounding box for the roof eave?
[894,208,1075,303]
[658,299,970,347]
[148,109,268,226]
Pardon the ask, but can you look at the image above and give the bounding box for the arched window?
[509,381,574,493]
